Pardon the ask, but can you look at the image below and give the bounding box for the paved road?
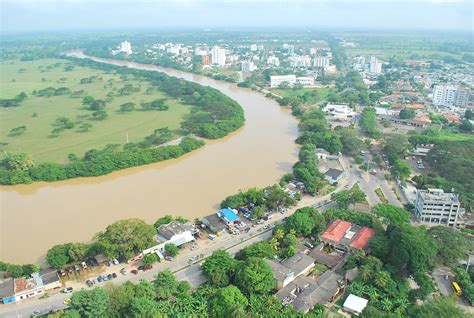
[0,155,397,318]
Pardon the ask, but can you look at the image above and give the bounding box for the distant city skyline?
[1,0,473,33]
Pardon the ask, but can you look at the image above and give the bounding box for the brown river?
[0,52,299,264]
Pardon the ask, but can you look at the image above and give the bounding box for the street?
[0,155,401,317]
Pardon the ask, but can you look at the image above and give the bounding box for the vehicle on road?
[97,276,103,282]
[256,219,264,224]
[81,261,88,269]
[263,224,270,230]
[120,268,127,275]
[139,264,153,271]
[304,242,315,249]
[33,310,41,316]
[345,185,350,188]
[113,258,119,265]
[107,274,113,280]
[208,234,217,240]
[444,274,449,280]
[112,272,117,278]
[452,281,462,296]
[165,256,174,261]
[62,287,73,293]
[86,280,94,287]
[131,269,138,275]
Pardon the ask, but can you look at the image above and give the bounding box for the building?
[201,54,211,66]
[323,103,356,121]
[324,168,345,184]
[296,77,315,86]
[270,75,296,88]
[39,268,61,291]
[433,84,471,109]
[211,46,226,67]
[202,213,227,235]
[415,188,462,227]
[0,278,15,304]
[157,221,197,247]
[289,55,312,68]
[0,273,45,304]
[267,56,280,67]
[276,271,343,313]
[316,148,330,159]
[241,61,257,72]
[217,208,240,227]
[265,260,295,289]
[343,294,369,316]
[320,219,375,252]
[194,46,208,56]
[281,253,315,278]
[250,44,258,52]
[112,41,133,55]
[369,57,382,74]
[378,114,429,129]
[314,56,330,69]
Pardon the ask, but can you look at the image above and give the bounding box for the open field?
[271,87,335,104]
[0,58,192,163]
[436,131,474,142]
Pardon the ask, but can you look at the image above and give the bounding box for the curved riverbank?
[0,52,299,264]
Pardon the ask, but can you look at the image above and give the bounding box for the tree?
[177,280,191,297]
[130,296,159,317]
[202,250,239,287]
[2,153,34,171]
[465,109,474,120]
[408,296,466,318]
[9,125,27,137]
[390,159,411,179]
[235,242,275,261]
[264,185,295,210]
[360,108,380,138]
[399,108,416,119]
[142,253,157,266]
[46,243,72,269]
[82,96,95,105]
[234,257,275,294]
[68,243,88,263]
[119,102,135,112]
[88,99,106,111]
[373,204,410,225]
[97,219,156,259]
[164,243,180,257]
[331,188,366,209]
[210,285,248,318]
[428,226,471,267]
[154,269,178,299]
[459,120,473,133]
[284,210,315,237]
[92,109,108,120]
[70,288,109,318]
[78,123,92,132]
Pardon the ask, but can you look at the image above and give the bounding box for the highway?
[0,155,401,318]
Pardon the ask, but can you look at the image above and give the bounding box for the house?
[281,252,315,278]
[324,168,344,184]
[265,260,295,289]
[202,213,227,235]
[310,249,344,268]
[343,294,369,316]
[316,148,330,159]
[345,268,359,283]
[320,219,375,252]
[276,271,343,313]
[39,268,61,291]
[157,221,198,241]
[0,278,15,304]
[217,208,240,227]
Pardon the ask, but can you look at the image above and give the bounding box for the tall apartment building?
[270,75,296,88]
[211,46,226,67]
[369,57,382,74]
[288,55,312,68]
[241,61,257,72]
[314,56,330,68]
[415,188,462,227]
[112,41,132,55]
[267,56,280,67]
[201,54,211,66]
[432,84,471,108]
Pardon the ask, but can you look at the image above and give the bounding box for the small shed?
[343,294,368,316]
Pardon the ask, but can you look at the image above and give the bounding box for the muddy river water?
[0,52,299,264]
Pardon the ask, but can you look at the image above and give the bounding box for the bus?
[452,281,462,296]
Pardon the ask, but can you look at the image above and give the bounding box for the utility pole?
[126,132,129,144]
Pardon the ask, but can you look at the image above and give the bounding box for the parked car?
[131,269,138,275]
[256,219,264,225]
[113,259,119,265]
[74,264,81,271]
[62,287,73,293]
[112,272,117,278]
[33,310,41,316]
[143,264,153,271]
[120,268,127,275]
[263,224,270,230]
[208,234,217,241]
[138,265,145,271]
[81,261,88,269]
[86,280,94,287]
[97,276,103,283]
[107,260,114,267]
[165,256,174,261]
[107,274,113,280]
[59,269,66,277]
[102,275,108,281]
[304,242,315,249]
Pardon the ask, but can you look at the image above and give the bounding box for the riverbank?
[0,53,299,264]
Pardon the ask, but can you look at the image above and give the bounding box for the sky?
[1,0,473,33]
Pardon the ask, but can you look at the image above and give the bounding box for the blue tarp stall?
[218,208,239,224]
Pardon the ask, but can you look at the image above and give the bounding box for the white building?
[289,55,312,68]
[267,56,280,67]
[112,41,132,55]
[314,56,330,69]
[283,43,295,54]
[241,61,257,72]
[211,46,226,67]
[415,188,462,227]
[296,77,315,86]
[369,57,382,74]
[270,75,296,88]
[433,84,471,108]
[323,103,356,120]
[250,44,258,52]
[343,294,369,316]
[194,46,208,56]
[353,56,366,71]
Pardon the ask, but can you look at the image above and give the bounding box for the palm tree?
[349,281,367,296]
[365,285,380,301]
[269,237,280,251]
[374,271,390,289]
[274,228,285,241]
[289,228,296,236]
[380,297,393,312]
[359,265,373,282]
[353,249,366,262]
[395,297,410,315]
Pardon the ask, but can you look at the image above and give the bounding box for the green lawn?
[436,131,474,142]
[0,59,192,163]
[271,87,334,104]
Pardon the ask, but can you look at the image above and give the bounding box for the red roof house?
[350,227,375,250]
[320,219,375,251]
[320,220,352,244]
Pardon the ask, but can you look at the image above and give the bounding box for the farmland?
[0,58,191,163]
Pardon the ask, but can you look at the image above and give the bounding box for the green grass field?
[0,58,192,163]
[271,87,334,104]
[437,131,474,142]
[346,47,471,61]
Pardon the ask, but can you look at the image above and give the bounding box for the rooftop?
[218,208,239,222]
[325,168,344,179]
[310,249,344,268]
[350,227,375,250]
[265,259,294,281]
[281,252,315,275]
[39,268,60,286]
[343,294,369,314]
[419,188,459,203]
[14,273,43,294]
[0,278,14,298]
[321,220,352,243]
[316,148,330,155]
[157,221,194,240]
